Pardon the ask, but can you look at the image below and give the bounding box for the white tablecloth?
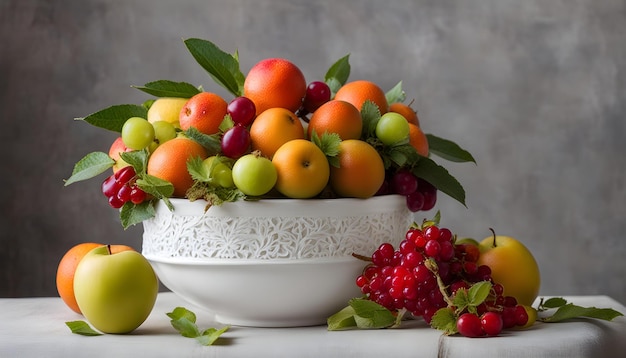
[1,293,624,358]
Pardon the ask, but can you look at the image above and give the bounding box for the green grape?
[202,156,235,188]
[375,112,410,145]
[152,120,177,145]
[121,117,155,150]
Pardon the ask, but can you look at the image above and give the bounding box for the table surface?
[1,293,625,358]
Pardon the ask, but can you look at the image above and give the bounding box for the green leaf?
[76,104,148,133]
[196,326,230,346]
[349,298,396,329]
[541,303,624,323]
[540,297,568,309]
[360,100,382,139]
[64,152,114,186]
[167,306,197,323]
[65,320,103,336]
[426,134,476,163]
[167,307,228,346]
[452,288,470,313]
[325,54,350,95]
[430,307,458,335]
[411,157,466,207]
[385,81,406,105]
[120,150,149,175]
[183,127,222,155]
[327,305,359,331]
[132,80,201,98]
[188,156,210,182]
[184,38,245,97]
[136,174,175,199]
[310,131,341,168]
[467,281,492,306]
[119,201,156,229]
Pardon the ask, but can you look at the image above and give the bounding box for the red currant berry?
[438,228,453,242]
[130,186,147,204]
[221,125,250,159]
[114,166,136,184]
[424,239,441,258]
[514,305,530,326]
[227,96,256,127]
[390,169,418,195]
[302,81,331,113]
[423,226,440,240]
[102,175,122,197]
[457,313,485,338]
[406,191,424,212]
[108,195,125,209]
[501,306,518,328]
[480,312,503,336]
[116,184,132,203]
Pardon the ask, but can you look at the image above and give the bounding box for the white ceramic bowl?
[142,195,413,327]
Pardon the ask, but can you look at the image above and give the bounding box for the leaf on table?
[65,320,103,336]
[327,305,358,331]
[349,298,396,329]
[540,303,624,323]
[166,307,229,346]
[430,307,458,335]
[197,326,230,346]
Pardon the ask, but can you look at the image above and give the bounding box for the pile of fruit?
[65,38,474,229]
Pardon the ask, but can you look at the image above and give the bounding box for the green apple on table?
[73,245,159,334]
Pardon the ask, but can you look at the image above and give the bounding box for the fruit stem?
[351,252,373,262]
[425,258,455,307]
[106,244,112,255]
[489,228,497,247]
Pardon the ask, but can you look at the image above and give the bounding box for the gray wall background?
[1,0,625,304]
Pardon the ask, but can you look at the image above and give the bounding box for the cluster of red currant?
[101,166,147,208]
[355,223,529,337]
[375,169,437,212]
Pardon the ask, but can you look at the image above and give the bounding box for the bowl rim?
[156,194,409,218]
[144,255,363,266]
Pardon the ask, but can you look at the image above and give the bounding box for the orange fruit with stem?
[272,139,330,199]
[179,92,228,135]
[56,243,134,314]
[249,108,305,159]
[329,139,385,198]
[334,80,389,114]
[147,137,208,197]
[243,58,307,116]
[389,102,420,127]
[408,123,429,157]
[307,100,362,140]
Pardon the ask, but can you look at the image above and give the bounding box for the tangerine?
[179,92,228,135]
[334,80,388,114]
[147,137,208,197]
[389,102,420,126]
[56,243,134,314]
[243,58,307,116]
[249,108,305,159]
[329,139,385,198]
[408,123,429,157]
[272,139,330,199]
[307,100,362,140]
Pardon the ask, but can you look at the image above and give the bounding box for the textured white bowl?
[142,195,413,327]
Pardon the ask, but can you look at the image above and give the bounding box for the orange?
[147,137,208,197]
[179,92,228,135]
[56,243,134,314]
[272,139,330,198]
[408,123,429,157]
[249,108,305,158]
[334,80,389,114]
[243,58,307,116]
[329,139,385,198]
[307,100,362,140]
[389,102,420,127]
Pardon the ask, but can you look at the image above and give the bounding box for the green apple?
[231,153,277,196]
[476,231,541,306]
[375,112,410,145]
[73,245,159,334]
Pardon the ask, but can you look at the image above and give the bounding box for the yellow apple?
[147,97,188,128]
[477,231,541,306]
